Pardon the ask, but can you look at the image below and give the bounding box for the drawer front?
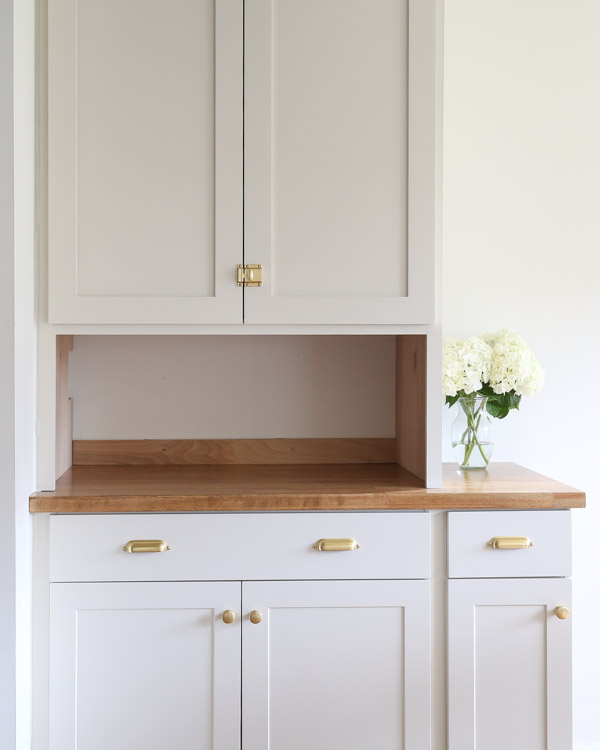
[50,512,430,582]
[448,510,571,578]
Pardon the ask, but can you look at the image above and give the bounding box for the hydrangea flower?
[442,337,491,397]
[443,330,544,419]
[482,329,545,398]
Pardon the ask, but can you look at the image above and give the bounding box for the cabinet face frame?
[47,0,243,324]
[241,579,431,750]
[49,581,242,750]
[244,0,437,325]
[447,577,572,750]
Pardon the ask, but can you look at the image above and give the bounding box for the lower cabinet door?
[448,578,572,750]
[49,582,241,750]
[242,579,431,750]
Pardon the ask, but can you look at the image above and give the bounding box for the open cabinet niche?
[55,334,427,483]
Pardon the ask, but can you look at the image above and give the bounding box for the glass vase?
[451,395,494,469]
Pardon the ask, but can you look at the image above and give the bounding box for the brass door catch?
[237,264,262,287]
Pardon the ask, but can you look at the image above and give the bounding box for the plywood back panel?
[69,335,396,440]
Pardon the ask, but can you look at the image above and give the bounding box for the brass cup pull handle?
[222,610,236,624]
[555,606,570,620]
[122,539,171,554]
[486,536,533,550]
[313,538,360,552]
[249,610,262,625]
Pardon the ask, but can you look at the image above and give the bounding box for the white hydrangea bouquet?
[442,330,544,468]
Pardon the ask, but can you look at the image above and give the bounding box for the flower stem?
[459,397,490,467]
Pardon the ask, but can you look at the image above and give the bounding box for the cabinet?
[47,0,438,325]
[49,582,241,750]
[50,579,430,750]
[46,512,432,750]
[447,511,573,750]
[38,501,581,750]
[48,0,243,325]
[241,580,431,750]
[447,579,572,750]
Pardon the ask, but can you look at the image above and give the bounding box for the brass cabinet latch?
[237,264,263,287]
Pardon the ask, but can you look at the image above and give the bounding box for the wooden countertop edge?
[29,491,586,513]
[28,462,586,512]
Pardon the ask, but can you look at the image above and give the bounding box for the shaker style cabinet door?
[448,578,572,750]
[49,582,241,750]
[48,0,243,324]
[241,579,431,750]
[243,0,437,324]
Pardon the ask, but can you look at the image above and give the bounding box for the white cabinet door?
[242,579,431,750]
[244,0,437,324]
[48,0,243,324]
[448,578,572,750]
[49,582,241,750]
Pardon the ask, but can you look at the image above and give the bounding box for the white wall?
[69,335,396,440]
[444,2,600,747]
[0,0,35,748]
[0,0,17,744]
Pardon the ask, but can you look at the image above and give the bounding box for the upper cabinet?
[48,0,243,324]
[47,0,438,326]
[244,0,437,325]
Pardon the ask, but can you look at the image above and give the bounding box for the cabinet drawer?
[50,512,430,582]
[448,510,571,578]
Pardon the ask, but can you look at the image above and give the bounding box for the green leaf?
[486,400,509,419]
[482,388,522,419]
[445,394,460,408]
[507,392,521,410]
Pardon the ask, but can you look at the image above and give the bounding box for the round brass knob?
[249,610,262,624]
[555,606,570,620]
[222,610,236,624]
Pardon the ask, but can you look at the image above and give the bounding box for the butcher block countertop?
[29,462,585,513]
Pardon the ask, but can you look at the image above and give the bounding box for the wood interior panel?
[30,463,585,513]
[396,335,427,480]
[55,335,73,480]
[72,438,397,466]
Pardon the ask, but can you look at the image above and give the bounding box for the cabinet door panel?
[49,582,241,750]
[48,0,242,323]
[244,0,436,324]
[242,580,430,750]
[448,578,572,750]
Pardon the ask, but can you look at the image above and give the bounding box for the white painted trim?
[42,323,435,335]
[426,0,444,489]
[426,325,442,487]
[32,515,50,750]
[1,1,36,748]
[35,328,56,490]
[13,0,36,743]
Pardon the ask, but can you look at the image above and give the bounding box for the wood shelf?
[29,462,585,513]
